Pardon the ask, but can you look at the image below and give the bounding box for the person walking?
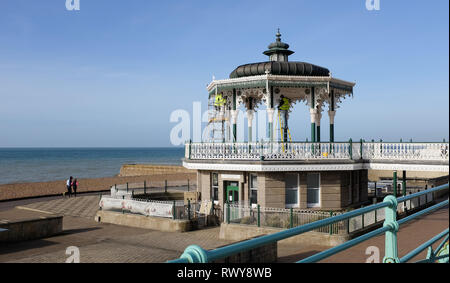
[72,178,78,197]
[66,176,73,198]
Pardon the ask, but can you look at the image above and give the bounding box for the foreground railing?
[185,141,449,162]
[224,191,436,235]
[168,183,449,263]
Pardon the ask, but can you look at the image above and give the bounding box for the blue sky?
[0,0,448,147]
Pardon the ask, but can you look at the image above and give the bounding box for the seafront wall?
[0,215,63,242]
[95,210,194,232]
[119,164,195,177]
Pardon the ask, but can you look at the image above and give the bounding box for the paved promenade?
[0,195,231,263]
[278,205,449,263]
[0,195,448,263]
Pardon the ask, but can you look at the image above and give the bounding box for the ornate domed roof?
[229,30,330,79]
[230,61,330,78]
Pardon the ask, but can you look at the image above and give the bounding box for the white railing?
[186,141,449,162]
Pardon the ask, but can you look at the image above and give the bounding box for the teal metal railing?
[167,183,449,263]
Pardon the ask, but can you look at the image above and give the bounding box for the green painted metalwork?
[402,171,406,197]
[172,200,176,220]
[168,184,449,264]
[188,199,191,221]
[257,205,260,227]
[360,139,363,159]
[382,195,400,263]
[290,208,293,229]
[329,211,333,235]
[349,138,353,159]
[226,202,230,224]
[317,125,321,142]
[330,124,334,142]
[401,229,448,263]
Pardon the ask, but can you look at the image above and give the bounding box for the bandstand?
[184,31,449,213]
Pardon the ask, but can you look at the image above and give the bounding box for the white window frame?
[285,173,300,209]
[249,174,258,208]
[307,173,321,208]
[211,172,219,205]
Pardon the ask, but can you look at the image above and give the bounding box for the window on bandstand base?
[249,174,257,208]
[285,173,299,208]
[211,173,219,205]
[307,173,321,208]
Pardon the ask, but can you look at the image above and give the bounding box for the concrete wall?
[219,223,350,247]
[119,164,195,177]
[212,237,277,263]
[95,210,194,232]
[0,216,63,242]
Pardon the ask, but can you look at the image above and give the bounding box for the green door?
[226,185,239,204]
[226,184,239,221]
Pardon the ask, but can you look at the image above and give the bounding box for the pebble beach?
[0,171,196,201]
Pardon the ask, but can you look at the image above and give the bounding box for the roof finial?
[276,28,281,42]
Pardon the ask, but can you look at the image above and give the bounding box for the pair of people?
[66,176,78,198]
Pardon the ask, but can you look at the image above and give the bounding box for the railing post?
[126,182,129,193]
[382,195,400,263]
[257,204,261,227]
[393,171,397,197]
[329,211,333,235]
[172,200,176,220]
[380,139,383,157]
[226,202,230,224]
[188,139,192,159]
[418,189,421,207]
[165,180,168,193]
[360,139,363,159]
[188,199,191,221]
[290,208,293,229]
[349,138,353,160]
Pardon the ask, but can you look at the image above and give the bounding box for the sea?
[0,148,185,185]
